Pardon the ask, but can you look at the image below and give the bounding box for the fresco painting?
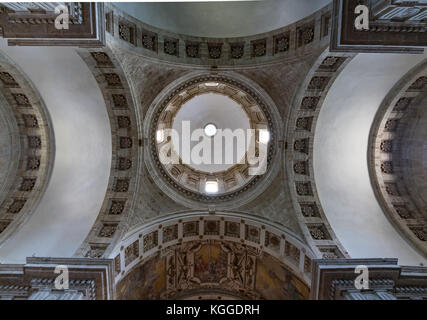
[194,243,228,283]
[255,253,309,300]
[116,253,166,300]
[116,242,310,299]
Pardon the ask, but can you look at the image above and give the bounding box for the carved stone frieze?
[0,3,105,47]
[331,0,427,53]
[0,257,114,300]
[311,259,427,300]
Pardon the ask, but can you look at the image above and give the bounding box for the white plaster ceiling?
[0,41,112,263]
[172,93,250,173]
[314,52,427,266]
[114,0,332,38]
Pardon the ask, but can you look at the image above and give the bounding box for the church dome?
[144,73,281,208]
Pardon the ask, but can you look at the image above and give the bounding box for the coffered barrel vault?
[0,51,54,249]
[369,60,427,257]
[0,41,112,262]
[314,51,427,265]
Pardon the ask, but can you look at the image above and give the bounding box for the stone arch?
[285,48,355,259]
[0,52,54,246]
[368,59,427,257]
[110,211,315,299]
[74,48,141,259]
[104,2,332,68]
